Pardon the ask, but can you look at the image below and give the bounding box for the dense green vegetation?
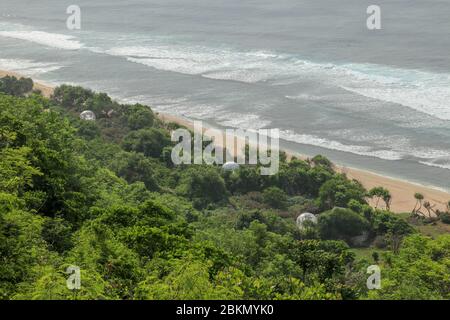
[0,76,449,300]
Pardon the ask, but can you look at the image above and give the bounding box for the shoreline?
[159,113,450,213]
[2,69,449,213]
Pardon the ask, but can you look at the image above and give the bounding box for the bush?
[263,187,288,209]
[0,76,33,96]
[372,211,414,236]
[122,128,171,158]
[76,121,101,140]
[112,152,159,191]
[440,213,450,224]
[52,85,94,109]
[318,207,370,243]
[178,166,228,209]
[318,175,367,210]
[125,104,155,130]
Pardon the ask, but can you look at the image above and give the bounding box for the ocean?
[1,0,450,191]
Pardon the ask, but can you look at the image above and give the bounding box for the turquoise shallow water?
[0,0,449,190]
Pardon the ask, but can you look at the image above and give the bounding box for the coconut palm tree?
[413,193,424,216]
[368,187,392,210]
[423,201,436,218]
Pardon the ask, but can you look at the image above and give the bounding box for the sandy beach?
[159,113,450,213]
[2,70,449,213]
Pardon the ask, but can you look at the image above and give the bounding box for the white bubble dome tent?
[80,110,96,121]
[222,161,240,172]
[296,212,318,230]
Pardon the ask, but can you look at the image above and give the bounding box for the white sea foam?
[285,94,324,101]
[333,129,450,162]
[104,41,450,121]
[419,156,450,170]
[278,129,404,161]
[153,101,271,130]
[0,58,62,75]
[0,30,83,50]
[216,113,271,130]
[341,86,450,121]
[2,22,449,165]
[105,45,298,83]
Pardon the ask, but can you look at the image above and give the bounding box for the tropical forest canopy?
[0,76,449,300]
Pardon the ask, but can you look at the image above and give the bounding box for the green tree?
[263,187,288,209]
[0,76,33,96]
[368,234,450,300]
[177,167,228,208]
[318,175,366,210]
[368,187,392,211]
[125,104,155,130]
[318,208,370,244]
[122,128,171,158]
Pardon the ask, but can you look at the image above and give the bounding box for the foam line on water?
[103,41,450,121]
[0,30,83,50]
[0,58,63,75]
[0,22,83,50]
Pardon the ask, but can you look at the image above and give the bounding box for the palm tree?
[413,193,424,216]
[423,201,436,218]
[369,187,391,210]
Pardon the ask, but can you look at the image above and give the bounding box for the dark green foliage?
[371,211,414,236]
[122,128,171,158]
[440,213,450,224]
[125,104,155,130]
[111,152,159,190]
[318,175,367,210]
[52,85,94,110]
[178,166,228,209]
[75,120,101,140]
[318,208,370,243]
[1,79,447,300]
[263,187,288,209]
[0,76,33,96]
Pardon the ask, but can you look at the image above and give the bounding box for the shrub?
[318,207,370,243]
[125,104,155,130]
[0,76,33,96]
[440,213,450,224]
[318,175,367,210]
[262,187,288,209]
[122,128,171,158]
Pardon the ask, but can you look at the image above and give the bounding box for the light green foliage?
[0,80,446,300]
[0,147,42,194]
[368,234,450,300]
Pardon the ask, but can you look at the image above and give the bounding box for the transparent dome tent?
[296,212,318,230]
[222,162,240,172]
[80,110,96,121]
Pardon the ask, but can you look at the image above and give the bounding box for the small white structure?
[296,212,318,230]
[80,110,96,121]
[222,161,240,172]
